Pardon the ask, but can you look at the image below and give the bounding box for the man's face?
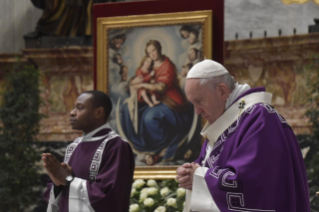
[181,67,187,77]
[70,93,95,131]
[188,49,197,61]
[116,55,123,64]
[185,79,226,124]
[123,67,128,74]
[115,38,124,49]
[187,32,197,44]
[181,30,189,38]
[145,154,153,165]
[122,73,127,81]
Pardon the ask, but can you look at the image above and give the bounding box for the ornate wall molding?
[281,0,319,5]
[22,47,93,73]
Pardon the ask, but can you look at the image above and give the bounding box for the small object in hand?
[316,192,319,197]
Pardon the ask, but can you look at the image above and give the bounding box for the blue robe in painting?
[121,102,193,161]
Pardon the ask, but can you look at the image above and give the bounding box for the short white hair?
[199,74,236,91]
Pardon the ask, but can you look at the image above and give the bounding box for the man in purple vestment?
[42,90,135,212]
[176,60,310,212]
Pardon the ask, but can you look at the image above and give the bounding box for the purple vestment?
[43,124,135,212]
[195,88,310,212]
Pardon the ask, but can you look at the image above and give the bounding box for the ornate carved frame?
[96,11,212,179]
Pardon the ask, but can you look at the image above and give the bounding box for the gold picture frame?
[96,10,212,179]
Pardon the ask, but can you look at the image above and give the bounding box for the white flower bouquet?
[130,179,186,212]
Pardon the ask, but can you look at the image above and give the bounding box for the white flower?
[147,179,158,187]
[177,188,186,197]
[154,206,166,212]
[147,187,158,196]
[167,198,177,208]
[140,192,148,201]
[160,187,170,197]
[144,197,155,207]
[131,188,136,197]
[129,204,139,212]
[133,179,145,188]
[141,187,149,194]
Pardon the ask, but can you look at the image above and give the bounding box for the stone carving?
[24,0,115,48]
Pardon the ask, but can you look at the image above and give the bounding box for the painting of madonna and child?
[107,24,204,166]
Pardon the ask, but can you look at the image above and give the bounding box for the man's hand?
[176,162,200,190]
[42,153,73,186]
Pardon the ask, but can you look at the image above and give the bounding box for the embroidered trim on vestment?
[226,192,275,212]
[89,131,119,182]
[64,137,82,164]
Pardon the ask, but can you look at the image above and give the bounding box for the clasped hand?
[176,162,200,190]
[42,153,73,186]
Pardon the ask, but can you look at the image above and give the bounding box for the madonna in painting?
[120,40,194,165]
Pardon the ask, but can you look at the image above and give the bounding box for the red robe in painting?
[135,56,187,111]
[154,56,186,106]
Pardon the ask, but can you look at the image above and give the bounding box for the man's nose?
[194,107,202,115]
[70,108,76,116]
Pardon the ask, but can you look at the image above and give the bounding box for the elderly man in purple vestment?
[176,60,310,212]
[42,90,135,212]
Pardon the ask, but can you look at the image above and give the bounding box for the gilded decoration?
[281,0,319,5]
[96,11,213,179]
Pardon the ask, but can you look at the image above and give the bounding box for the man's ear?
[95,107,105,120]
[217,83,230,101]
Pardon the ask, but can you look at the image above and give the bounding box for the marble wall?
[1,0,318,53]
[1,33,317,142]
[24,48,94,141]
[225,33,319,134]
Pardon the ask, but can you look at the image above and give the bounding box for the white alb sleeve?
[69,177,95,212]
[47,186,61,212]
[190,167,221,212]
[183,189,192,212]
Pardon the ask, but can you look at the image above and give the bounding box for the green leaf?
[0,61,44,211]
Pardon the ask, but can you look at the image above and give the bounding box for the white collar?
[82,123,112,142]
[200,91,272,147]
[225,83,250,109]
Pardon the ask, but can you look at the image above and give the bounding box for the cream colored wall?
[0,0,42,53]
[225,0,319,40]
[118,0,319,40]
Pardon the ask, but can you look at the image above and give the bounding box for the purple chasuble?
[195,87,310,212]
[43,125,135,212]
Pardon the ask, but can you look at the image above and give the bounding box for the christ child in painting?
[135,56,160,107]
